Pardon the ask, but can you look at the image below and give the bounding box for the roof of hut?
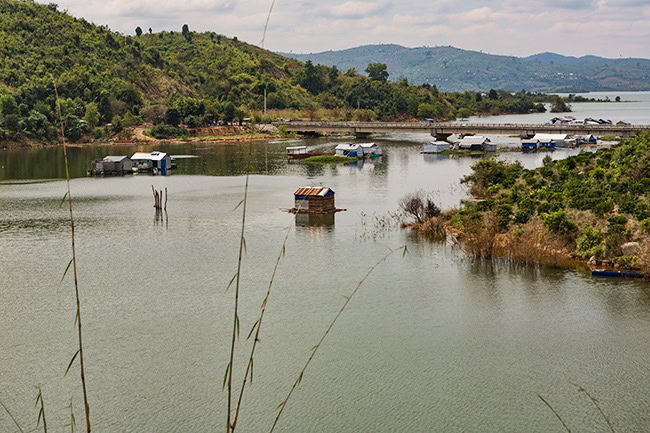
[459,136,490,146]
[103,156,130,162]
[294,187,334,197]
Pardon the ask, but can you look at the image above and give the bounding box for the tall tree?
[135,26,142,36]
[366,63,389,82]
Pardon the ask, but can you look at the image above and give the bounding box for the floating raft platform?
[282,208,346,214]
[592,269,645,278]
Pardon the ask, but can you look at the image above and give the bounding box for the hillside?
[0,0,553,144]
[283,45,650,92]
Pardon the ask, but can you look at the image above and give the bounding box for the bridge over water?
[274,121,650,140]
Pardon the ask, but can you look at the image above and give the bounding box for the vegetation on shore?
[0,0,560,147]
[404,132,650,273]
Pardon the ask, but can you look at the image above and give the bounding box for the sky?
[44,0,650,59]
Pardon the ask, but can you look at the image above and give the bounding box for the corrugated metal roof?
[532,134,568,141]
[358,142,378,148]
[459,136,490,145]
[335,144,361,150]
[131,151,169,161]
[294,187,333,197]
[103,156,129,162]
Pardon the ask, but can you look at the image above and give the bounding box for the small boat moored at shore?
[592,269,645,278]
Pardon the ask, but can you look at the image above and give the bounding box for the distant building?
[95,156,133,174]
[294,187,336,213]
[335,144,362,157]
[458,136,495,151]
[131,151,172,170]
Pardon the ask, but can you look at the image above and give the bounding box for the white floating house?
[531,134,569,146]
[423,141,451,154]
[335,144,362,157]
[458,136,495,152]
[131,151,172,171]
[358,142,382,157]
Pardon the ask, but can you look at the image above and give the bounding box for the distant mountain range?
[282,44,650,92]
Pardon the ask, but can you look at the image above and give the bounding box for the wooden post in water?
[164,187,168,210]
[152,186,168,211]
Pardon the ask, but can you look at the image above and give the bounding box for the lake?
[1,95,649,432]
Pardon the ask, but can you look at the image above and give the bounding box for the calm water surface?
[1,99,649,432]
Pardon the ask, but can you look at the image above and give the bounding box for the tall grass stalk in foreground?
[537,394,571,433]
[225,146,252,433]
[0,400,25,433]
[269,245,407,432]
[230,223,293,431]
[54,81,92,433]
[575,385,616,433]
[34,387,47,433]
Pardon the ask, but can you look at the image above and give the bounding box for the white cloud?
[41,0,650,58]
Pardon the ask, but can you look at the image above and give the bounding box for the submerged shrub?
[425,199,441,219]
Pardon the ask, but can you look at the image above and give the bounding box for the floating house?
[532,134,568,147]
[94,156,133,174]
[131,151,172,171]
[358,143,383,157]
[423,141,451,154]
[458,136,495,152]
[335,144,363,157]
[575,135,598,145]
[293,187,337,213]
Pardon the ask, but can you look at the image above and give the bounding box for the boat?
[286,146,328,160]
[423,141,451,154]
[335,144,362,157]
[592,269,645,278]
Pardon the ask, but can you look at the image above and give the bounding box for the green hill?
[283,44,650,92]
[0,0,554,144]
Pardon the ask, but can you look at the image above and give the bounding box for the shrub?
[399,192,425,223]
[542,210,577,234]
[149,124,188,139]
[641,218,650,234]
[617,256,638,269]
[576,226,603,259]
[496,203,513,231]
[425,199,441,219]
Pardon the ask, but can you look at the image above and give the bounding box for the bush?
[425,199,441,219]
[617,256,638,269]
[641,218,650,234]
[149,125,188,139]
[576,226,603,259]
[542,210,577,234]
[399,193,425,223]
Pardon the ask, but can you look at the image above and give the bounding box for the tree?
[0,94,18,117]
[488,89,498,100]
[550,96,571,113]
[417,103,436,119]
[223,102,236,124]
[148,28,152,34]
[135,26,143,37]
[165,108,181,126]
[297,61,324,95]
[457,108,472,119]
[615,96,621,102]
[234,107,249,125]
[182,24,191,42]
[83,102,100,128]
[366,63,389,82]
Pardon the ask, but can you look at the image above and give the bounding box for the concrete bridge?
[274,121,650,140]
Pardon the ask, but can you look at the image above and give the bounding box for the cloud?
[39,0,650,58]
[327,1,390,19]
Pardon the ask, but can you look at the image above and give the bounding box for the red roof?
[294,187,333,197]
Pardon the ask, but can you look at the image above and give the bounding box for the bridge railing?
[273,121,650,130]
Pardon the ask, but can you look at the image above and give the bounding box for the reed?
[34,387,47,433]
[537,394,571,433]
[225,145,252,433]
[575,385,616,433]
[230,223,293,431]
[0,400,25,433]
[269,245,407,432]
[54,81,92,433]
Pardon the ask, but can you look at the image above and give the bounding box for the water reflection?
[295,213,336,227]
